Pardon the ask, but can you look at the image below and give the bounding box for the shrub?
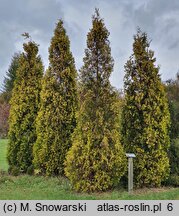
[8,166,20,176]
[65,10,126,192]
[121,29,170,188]
[164,175,179,187]
[27,165,34,175]
[33,20,77,176]
[7,39,43,173]
[169,138,179,175]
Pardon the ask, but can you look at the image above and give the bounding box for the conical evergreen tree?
[65,9,126,192]
[7,38,43,173]
[2,52,21,102]
[33,20,77,176]
[121,29,170,187]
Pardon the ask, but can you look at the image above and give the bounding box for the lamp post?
[126,153,136,193]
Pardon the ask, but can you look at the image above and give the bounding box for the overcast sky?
[0,0,179,90]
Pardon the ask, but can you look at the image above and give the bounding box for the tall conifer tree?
[121,29,170,187]
[33,20,77,175]
[2,53,21,102]
[7,38,43,173]
[65,9,126,192]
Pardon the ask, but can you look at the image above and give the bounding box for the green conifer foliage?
[65,10,126,192]
[33,20,77,176]
[7,40,43,173]
[2,53,21,102]
[121,29,170,187]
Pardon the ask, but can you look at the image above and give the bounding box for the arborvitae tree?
[165,74,179,176]
[7,39,43,174]
[0,102,9,138]
[165,73,179,139]
[2,53,21,102]
[33,20,77,176]
[121,29,170,188]
[65,9,126,192]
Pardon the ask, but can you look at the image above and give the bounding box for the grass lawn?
[0,174,179,200]
[0,139,8,171]
[0,139,179,200]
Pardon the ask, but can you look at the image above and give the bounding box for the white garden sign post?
[126,153,136,193]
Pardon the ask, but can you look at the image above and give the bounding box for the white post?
[128,157,133,193]
[126,153,135,193]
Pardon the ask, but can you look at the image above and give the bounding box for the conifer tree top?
[80,9,114,90]
[20,33,40,60]
[48,19,75,74]
[124,28,161,91]
[2,52,21,98]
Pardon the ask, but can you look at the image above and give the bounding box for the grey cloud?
[1,0,179,90]
[125,0,179,37]
[0,0,64,88]
[169,40,179,50]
